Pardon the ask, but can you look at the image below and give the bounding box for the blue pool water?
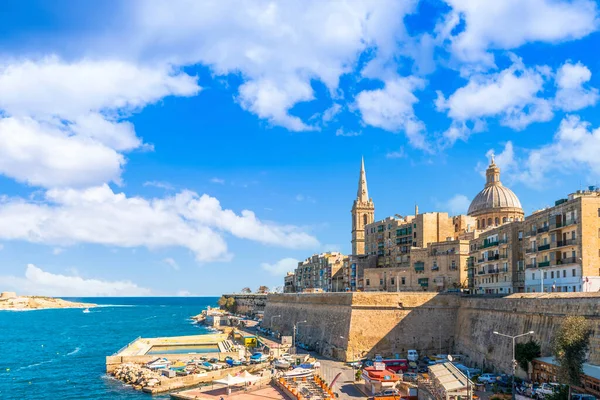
[146,344,220,355]
[0,297,218,400]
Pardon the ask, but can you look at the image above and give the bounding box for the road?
[299,351,366,400]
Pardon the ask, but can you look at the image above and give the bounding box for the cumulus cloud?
[436,57,552,140]
[356,77,427,149]
[0,185,319,262]
[554,62,599,111]
[441,0,599,66]
[0,57,200,188]
[517,116,600,185]
[1,264,152,296]
[335,128,362,137]
[143,181,175,190]
[261,258,299,276]
[386,148,406,159]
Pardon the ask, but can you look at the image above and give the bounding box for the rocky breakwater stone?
[111,363,165,390]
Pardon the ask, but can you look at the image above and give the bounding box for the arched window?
[503,217,507,223]
[487,218,492,226]
[477,220,480,230]
[495,217,499,226]
[363,214,368,226]
[455,224,459,232]
[481,219,485,228]
[353,215,356,230]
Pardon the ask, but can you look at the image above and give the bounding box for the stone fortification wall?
[455,293,600,374]
[265,292,600,371]
[223,294,267,317]
[265,292,460,360]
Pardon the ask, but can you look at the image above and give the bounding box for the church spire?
[485,154,501,187]
[357,156,369,202]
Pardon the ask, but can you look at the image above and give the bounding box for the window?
[495,217,499,226]
[379,279,383,285]
[366,279,370,286]
[563,270,566,278]
[477,220,480,230]
[401,277,406,285]
[572,269,576,277]
[451,260,456,270]
[532,273,535,280]
[503,217,507,223]
[391,278,395,285]
[551,271,554,279]
[544,272,547,279]
[487,218,492,226]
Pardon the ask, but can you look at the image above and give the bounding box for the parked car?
[417,365,429,373]
[535,383,561,398]
[249,352,268,364]
[478,374,498,384]
[402,372,418,382]
[572,394,596,400]
[376,388,400,397]
[407,350,419,362]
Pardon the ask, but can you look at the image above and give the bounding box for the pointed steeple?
[357,156,369,202]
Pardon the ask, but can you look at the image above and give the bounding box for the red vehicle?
[382,359,409,373]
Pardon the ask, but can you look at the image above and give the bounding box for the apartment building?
[470,222,523,294]
[523,189,600,293]
[294,252,346,292]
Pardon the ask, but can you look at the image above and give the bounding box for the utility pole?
[493,330,535,400]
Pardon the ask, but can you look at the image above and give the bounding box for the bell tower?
[351,157,375,255]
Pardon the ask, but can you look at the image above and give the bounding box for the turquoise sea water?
[0,297,218,400]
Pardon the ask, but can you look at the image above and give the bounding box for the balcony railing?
[537,226,550,234]
[555,257,578,265]
[525,247,537,254]
[477,270,485,275]
[482,240,499,249]
[549,221,564,230]
[555,239,577,248]
[477,258,485,263]
[538,244,550,251]
[525,263,537,269]
[538,261,550,268]
[488,268,500,274]
[499,254,508,259]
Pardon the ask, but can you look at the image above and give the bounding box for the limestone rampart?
[454,293,600,374]
[223,294,267,317]
[264,292,600,374]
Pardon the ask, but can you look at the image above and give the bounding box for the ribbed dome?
[468,156,523,217]
[468,185,522,215]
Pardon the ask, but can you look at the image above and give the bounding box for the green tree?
[546,384,569,400]
[552,316,592,388]
[515,339,541,372]
[256,286,269,294]
[217,295,228,309]
[225,297,236,312]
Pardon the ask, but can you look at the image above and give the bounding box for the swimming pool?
[146,344,220,355]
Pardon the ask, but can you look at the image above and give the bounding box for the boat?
[225,357,242,367]
[249,352,268,364]
[146,358,171,370]
[82,308,90,313]
[284,368,314,379]
[273,359,291,369]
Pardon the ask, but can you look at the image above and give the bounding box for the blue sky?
[1,0,600,296]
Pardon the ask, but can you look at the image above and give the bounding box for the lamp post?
[493,330,535,400]
[293,320,308,354]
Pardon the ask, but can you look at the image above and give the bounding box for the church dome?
[468,156,523,218]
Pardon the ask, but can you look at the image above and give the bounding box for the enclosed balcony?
[538,244,550,251]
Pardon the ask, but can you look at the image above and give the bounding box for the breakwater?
[263,292,600,373]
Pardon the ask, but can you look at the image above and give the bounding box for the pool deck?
[171,385,287,400]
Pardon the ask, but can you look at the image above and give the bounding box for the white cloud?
[442,194,471,215]
[356,77,427,149]
[436,57,552,135]
[210,178,225,184]
[176,290,197,297]
[163,257,179,271]
[0,117,125,188]
[0,57,200,188]
[143,181,175,190]
[0,57,200,118]
[52,247,65,255]
[335,128,362,137]
[1,264,152,296]
[0,185,319,262]
[261,258,299,276]
[322,104,342,123]
[517,116,600,185]
[118,1,419,131]
[554,62,599,111]
[386,148,406,159]
[442,0,599,66]
[295,194,316,203]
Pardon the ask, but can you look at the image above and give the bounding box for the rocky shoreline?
[112,363,165,390]
[0,293,97,311]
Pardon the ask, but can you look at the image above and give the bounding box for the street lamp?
[293,320,308,353]
[493,330,535,400]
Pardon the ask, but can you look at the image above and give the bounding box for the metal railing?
[113,336,141,355]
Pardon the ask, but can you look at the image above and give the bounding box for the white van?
[407,350,419,362]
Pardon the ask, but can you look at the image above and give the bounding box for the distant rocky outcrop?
[112,363,165,390]
[0,293,96,310]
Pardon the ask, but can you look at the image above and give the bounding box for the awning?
[213,374,246,386]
